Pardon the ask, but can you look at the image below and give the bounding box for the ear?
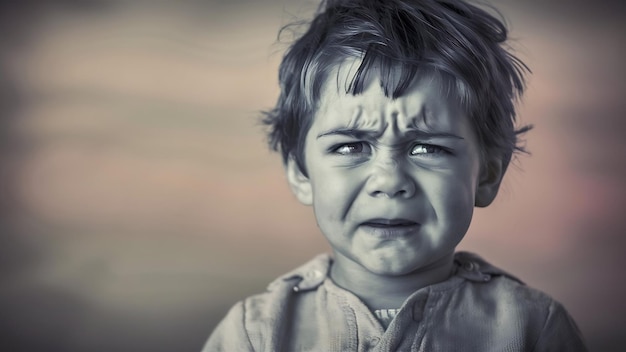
[286,157,313,205]
[475,157,506,207]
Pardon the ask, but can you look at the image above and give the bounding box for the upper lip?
[361,218,419,226]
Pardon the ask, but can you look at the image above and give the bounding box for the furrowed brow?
[316,128,381,140]
[404,128,465,140]
[316,128,464,140]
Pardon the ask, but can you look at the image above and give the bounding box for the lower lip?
[360,224,421,239]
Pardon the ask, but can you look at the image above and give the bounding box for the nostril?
[391,189,408,198]
[372,190,390,198]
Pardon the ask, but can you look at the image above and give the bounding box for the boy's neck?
[329,253,455,311]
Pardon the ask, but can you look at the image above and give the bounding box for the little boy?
[203,0,587,350]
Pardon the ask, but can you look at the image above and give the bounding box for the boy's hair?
[263,0,531,175]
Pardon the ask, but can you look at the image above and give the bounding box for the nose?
[365,157,416,199]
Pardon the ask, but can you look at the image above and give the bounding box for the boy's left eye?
[410,143,446,156]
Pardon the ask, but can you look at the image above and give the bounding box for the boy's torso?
[204,252,587,352]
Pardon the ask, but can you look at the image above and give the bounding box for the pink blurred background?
[1,0,625,351]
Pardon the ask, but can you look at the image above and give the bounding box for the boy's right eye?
[332,142,371,155]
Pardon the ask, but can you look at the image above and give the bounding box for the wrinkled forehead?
[313,57,467,130]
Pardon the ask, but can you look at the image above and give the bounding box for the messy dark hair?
[262,0,531,175]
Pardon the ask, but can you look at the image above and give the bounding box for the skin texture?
[287,59,504,309]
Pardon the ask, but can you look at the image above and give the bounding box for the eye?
[409,143,447,156]
[332,142,371,155]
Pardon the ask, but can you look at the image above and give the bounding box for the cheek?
[428,171,477,225]
[309,168,361,223]
[310,164,356,197]
[309,169,340,209]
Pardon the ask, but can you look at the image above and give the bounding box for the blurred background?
[1,0,625,351]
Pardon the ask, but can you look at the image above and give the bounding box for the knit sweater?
[203,252,587,351]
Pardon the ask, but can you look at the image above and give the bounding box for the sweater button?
[306,270,322,279]
[370,336,380,346]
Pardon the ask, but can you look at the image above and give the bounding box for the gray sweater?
[203,252,587,351]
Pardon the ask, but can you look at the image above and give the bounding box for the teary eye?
[410,143,446,156]
[333,142,370,155]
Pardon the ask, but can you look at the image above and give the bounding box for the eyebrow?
[316,127,464,140]
[317,128,379,140]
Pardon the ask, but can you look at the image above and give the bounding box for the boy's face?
[287,60,502,276]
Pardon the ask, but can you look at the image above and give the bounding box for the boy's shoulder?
[202,255,333,351]
[266,253,332,292]
[453,251,525,284]
[452,251,560,315]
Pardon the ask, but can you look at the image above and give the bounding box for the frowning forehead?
[312,59,466,135]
